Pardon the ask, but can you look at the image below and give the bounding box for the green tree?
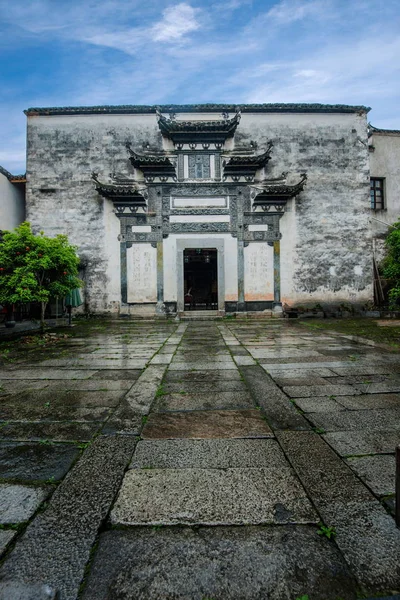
[0,222,82,330]
[382,219,400,308]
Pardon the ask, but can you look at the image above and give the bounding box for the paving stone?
[0,582,58,600]
[168,361,237,370]
[0,421,100,442]
[154,391,254,412]
[331,365,400,376]
[142,409,273,439]
[81,527,358,600]
[37,359,148,369]
[226,347,251,355]
[276,431,373,505]
[130,438,288,469]
[261,359,365,368]
[46,379,134,391]
[0,443,80,482]
[249,348,323,359]
[101,400,142,435]
[323,430,400,456]
[283,384,361,398]
[293,396,346,412]
[0,484,49,523]
[265,367,338,378]
[89,369,142,380]
[162,380,248,393]
[345,455,396,496]
[123,365,166,415]
[164,370,242,382]
[0,381,51,394]
[0,435,136,600]
[326,499,400,593]
[0,402,111,422]
[173,354,233,362]
[111,466,318,526]
[355,382,400,394]
[271,376,329,386]
[232,355,258,365]
[308,408,400,432]
[276,430,400,593]
[337,393,400,410]
[149,354,174,364]
[11,389,124,408]
[0,369,97,380]
[241,366,310,430]
[0,530,16,556]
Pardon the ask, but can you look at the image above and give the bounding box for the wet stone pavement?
[0,319,399,599]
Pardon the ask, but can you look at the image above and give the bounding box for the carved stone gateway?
[93,113,309,314]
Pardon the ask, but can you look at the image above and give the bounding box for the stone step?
[179,311,223,320]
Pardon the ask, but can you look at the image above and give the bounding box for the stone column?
[237,240,245,312]
[236,190,246,312]
[273,240,283,314]
[120,241,128,304]
[155,240,166,315]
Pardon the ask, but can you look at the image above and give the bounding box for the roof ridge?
[24,103,371,116]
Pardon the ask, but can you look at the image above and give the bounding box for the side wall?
[370,132,400,240]
[0,172,25,231]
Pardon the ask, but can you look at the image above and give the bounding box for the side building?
[24,103,373,316]
[368,125,400,304]
[0,166,25,233]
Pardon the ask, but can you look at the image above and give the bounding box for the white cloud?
[151,3,200,42]
[261,0,332,26]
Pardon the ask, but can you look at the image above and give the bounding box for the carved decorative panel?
[188,154,211,179]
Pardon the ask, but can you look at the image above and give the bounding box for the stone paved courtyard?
[0,319,399,600]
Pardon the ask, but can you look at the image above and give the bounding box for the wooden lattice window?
[370,178,384,210]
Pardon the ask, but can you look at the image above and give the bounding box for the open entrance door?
[183,248,218,310]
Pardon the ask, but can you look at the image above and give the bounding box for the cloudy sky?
[0,0,399,173]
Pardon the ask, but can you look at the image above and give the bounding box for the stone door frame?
[176,238,225,312]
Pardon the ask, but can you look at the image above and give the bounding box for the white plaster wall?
[244,242,273,301]
[237,112,372,307]
[370,133,400,237]
[26,113,161,312]
[0,173,25,230]
[163,233,237,302]
[127,243,157,302]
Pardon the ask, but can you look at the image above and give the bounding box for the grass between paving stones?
[297,318,400,349]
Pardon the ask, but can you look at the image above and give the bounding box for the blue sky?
[0,0,399,173]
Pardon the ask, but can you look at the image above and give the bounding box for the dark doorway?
[184,248,218,310]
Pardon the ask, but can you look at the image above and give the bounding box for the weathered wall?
[0,171,25,231]
[26,114,161,312]
[236,112,372,307]
[26,108,373,312]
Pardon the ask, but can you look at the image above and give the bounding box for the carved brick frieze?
[169,185,230,196]
[168,222,231,233]
[170,209,229,215]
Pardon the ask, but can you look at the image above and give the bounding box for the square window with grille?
[370,178,384,210]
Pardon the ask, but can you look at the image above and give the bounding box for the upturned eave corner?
[252,173,308,210]
[126,142,176,180]
[91,171,147,213]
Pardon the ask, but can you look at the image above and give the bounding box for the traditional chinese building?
[24,103,373,316]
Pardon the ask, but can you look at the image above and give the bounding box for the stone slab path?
[0,319,399,599]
